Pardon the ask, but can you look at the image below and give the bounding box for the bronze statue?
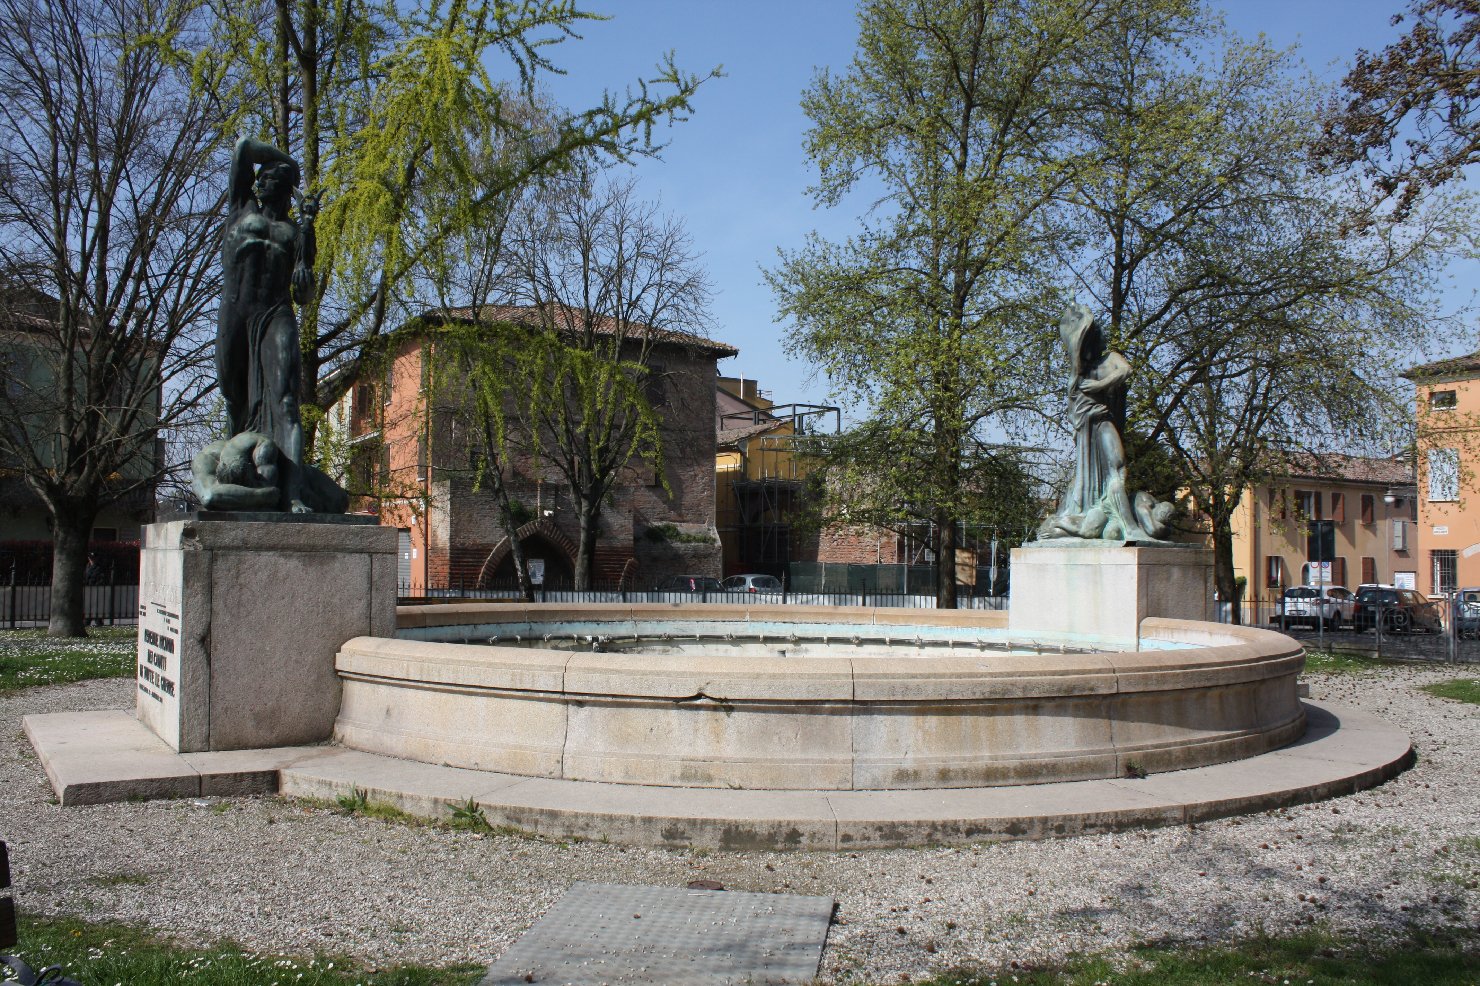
[193,137,346,514]
[1038,304,1175,542]
[191,432,348,514]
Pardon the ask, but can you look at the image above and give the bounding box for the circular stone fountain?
[333,603,1306,792]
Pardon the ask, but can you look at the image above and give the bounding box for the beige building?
[1229,454,1417,606]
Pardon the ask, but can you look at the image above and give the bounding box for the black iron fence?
[2,575,139,629]
[1218,592,1480,664]
[397,579,1009,611]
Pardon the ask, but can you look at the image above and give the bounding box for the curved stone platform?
[335,605,1307,792]
[23,701,1413,849]
[283,701,1412,848]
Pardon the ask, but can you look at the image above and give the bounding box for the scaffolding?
[717,403,838,577]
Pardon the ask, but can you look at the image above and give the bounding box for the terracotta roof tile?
[1402,351,1480,380]
[717,419,790,447]
[1271,452,1413,486]
[432,303,738,358]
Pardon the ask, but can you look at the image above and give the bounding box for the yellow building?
[1406,353,1480,593]
[1229,454,1417,613]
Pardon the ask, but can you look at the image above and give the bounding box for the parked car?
[1277,585,1356,630]
[1454,587,1480,638]
[1351,585,1443,633]
[654,575,723,594]
[722,573,783,594]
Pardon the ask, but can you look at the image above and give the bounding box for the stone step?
[24,701,1413,851]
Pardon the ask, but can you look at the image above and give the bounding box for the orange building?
[1405,352,1480,593]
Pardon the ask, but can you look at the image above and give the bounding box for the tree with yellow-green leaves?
[1056,15,1463,623]
[769,0,1196,608]
[203,0,716,455]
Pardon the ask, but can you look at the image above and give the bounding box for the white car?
[1278,585,1356,630]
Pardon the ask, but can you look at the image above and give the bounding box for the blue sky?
[535,1,1455,412]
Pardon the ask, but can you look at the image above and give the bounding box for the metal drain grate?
[480,881,833,985]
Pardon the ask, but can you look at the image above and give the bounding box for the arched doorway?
[476,518,578,588]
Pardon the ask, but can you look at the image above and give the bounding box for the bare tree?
[1318,0,1480,221]
[498,175,714,588]
[0,0,222,636]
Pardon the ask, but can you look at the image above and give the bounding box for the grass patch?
[7,912,484,985]
[1302,649,1388,675]
[1421,678,1480,706]
[0,627,135,692]
[298,793,541,841]
[85,871,152,888]
[916,926,1480,985]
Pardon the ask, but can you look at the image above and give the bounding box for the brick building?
[333,305,735,588]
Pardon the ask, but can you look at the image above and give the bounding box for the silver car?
[1278,585,1356,630]
[722,573,783,594]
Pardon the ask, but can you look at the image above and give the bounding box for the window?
[1295,490,1320,519]
[1360,494,1375,525]
[1361,556,1376,585]
[1,351,29,399]
[1393,518,1410,551]
[1430,389,1458,410]
[644,362,669,408]
[1306,519,1334,566]
[1428,448,1460,502]
[1333,557,1347,587]
[1433,550,1458,594]
[1265,556,1285,588]
[1331,492,1345,523]
[1268,488,1287,520]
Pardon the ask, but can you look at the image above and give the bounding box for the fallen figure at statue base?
[190,431,349,514]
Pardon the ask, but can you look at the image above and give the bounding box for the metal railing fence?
[1217,591,1480,663]
[397,579,1009,611]
[2,576,139,629]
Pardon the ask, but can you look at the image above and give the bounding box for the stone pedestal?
[136,517,398,753]
[1007,542,1213,645]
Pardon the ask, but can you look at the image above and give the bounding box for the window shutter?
[1428,448,1460,502]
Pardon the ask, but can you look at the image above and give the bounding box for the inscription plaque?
[135,536,187,749]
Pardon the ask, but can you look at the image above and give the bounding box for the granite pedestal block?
[135,517,398,753]
[1008,542,1214,645]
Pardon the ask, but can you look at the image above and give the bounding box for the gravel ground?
[2,666,1477,983]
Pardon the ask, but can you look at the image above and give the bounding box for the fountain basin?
[333,604,1305,791]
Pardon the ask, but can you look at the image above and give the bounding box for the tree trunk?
[1211,503,1241,626]
[574,494,600,590]
[935,508,958,609]
[48,503,97,638]
[487,456,533,602]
